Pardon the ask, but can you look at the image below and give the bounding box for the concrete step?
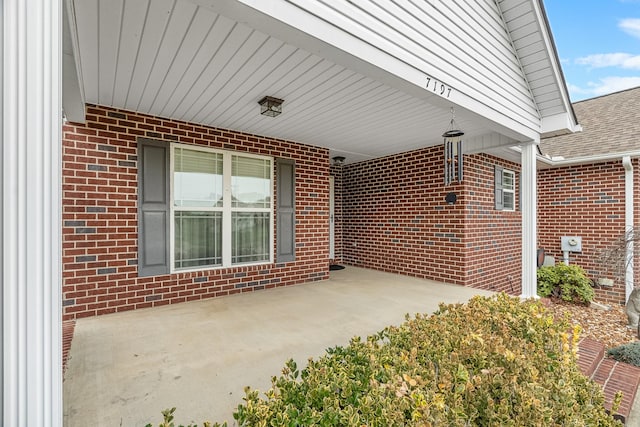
[578,338,640,424]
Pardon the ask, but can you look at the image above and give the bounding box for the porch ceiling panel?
[70,0,510,163]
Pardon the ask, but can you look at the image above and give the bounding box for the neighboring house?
[538,86,640,305]
[2,0,579,424]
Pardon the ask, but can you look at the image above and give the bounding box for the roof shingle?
[540,86,640,159]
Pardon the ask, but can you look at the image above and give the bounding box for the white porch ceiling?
[68,0,523,163]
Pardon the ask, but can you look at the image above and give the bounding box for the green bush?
[537,264,595,303]
[146,295,620,426]
[203,294,617,426]
[608,341,640,367]
[144,407,219,427]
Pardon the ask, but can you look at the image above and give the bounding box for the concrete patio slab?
[63,267,493,426]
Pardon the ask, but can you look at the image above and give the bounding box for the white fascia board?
[192,0,540,142]
[62,0,86,123]
[540,112,582,137]
[464,133,518,155]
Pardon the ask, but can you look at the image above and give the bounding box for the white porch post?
[521,141,538,298]
[2,0,63,426]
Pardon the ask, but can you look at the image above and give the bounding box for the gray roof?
[540,86,640,159]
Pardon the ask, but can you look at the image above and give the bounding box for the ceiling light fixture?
[332,156,346,165]
[258,96,284,117]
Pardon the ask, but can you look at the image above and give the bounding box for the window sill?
[172,260,272,275]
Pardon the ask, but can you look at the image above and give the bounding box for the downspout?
[623,156,634,302]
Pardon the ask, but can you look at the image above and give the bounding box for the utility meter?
[560,236,582,252]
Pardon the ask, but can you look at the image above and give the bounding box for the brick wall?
[538,161,633,305]
[341,147,522,293]
[462,154,522,294]
[62,105,330,321]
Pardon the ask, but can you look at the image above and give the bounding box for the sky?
[543,0,640,102]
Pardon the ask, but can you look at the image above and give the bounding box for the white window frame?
[502,169,516,211]
[169,143,274,272]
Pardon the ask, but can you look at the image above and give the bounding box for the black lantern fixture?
[332,156,346,165]
[258,96,284,117]
[443,108,464,185]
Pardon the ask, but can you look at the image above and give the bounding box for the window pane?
[175,211,222,269]
[175,148,223,207]
[232,156,271,208]
[503,171,514,191]
[232,212,270,264]
[504,192,515,210]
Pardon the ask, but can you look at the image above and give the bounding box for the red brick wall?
[62,105,330,321]
[341,147,522,293]
[462,154,522,294]
[538,161,632,305]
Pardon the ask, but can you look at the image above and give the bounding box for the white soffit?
[69,0,560,162]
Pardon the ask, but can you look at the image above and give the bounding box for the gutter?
[623,156,635,303]
[536,150,640,167]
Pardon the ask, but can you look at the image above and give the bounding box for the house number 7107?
[425,76,452,98]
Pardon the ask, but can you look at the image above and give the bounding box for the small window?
[502,170,515,211]
[495,165,516,211]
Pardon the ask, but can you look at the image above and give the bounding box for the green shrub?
[209,294,619,426]
[608,341,640,367]
[144,407,221,427]
[537,264,595,303]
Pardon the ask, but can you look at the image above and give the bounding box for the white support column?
[521,141,538,298]
[2,0,63,426]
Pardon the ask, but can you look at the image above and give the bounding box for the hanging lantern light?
[443,108,464,185]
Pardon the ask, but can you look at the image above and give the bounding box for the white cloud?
[576,53,640,70]
[566,83,588,96]
[620,18,640,38]
[570,76,640,99]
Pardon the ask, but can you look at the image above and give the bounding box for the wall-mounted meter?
[560,236,582,253]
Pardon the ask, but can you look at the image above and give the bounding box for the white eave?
[498,0,579,137]
[62,0,578,162]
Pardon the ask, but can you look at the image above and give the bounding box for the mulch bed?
[543,299,637,350]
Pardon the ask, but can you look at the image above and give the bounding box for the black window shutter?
[138,139,170,276]
[276,159,296,263]
[495,165,504,210]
